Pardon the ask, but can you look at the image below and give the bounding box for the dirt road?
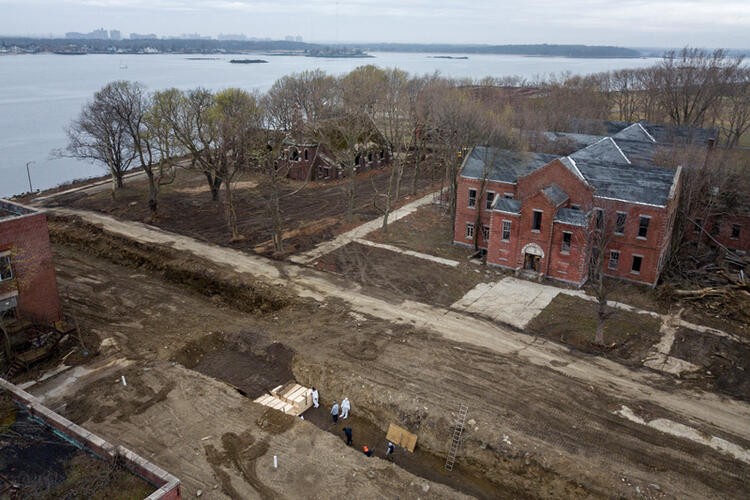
[20,209,750,498]
[52,208,750,442]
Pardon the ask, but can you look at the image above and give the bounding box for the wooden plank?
[386,423,418,453]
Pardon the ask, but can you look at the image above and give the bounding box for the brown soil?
[367,204,473,262]
[670,327,750,402]
[316,241,501,307]
[173,332,295,398]
[42,164,440,258]
[526,294,663,365]
[17,213,750,499]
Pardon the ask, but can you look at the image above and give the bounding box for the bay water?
[0,52,658,197]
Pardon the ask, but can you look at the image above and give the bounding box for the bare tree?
[586,206,615,345]
[64,82,136,193]
[161,88,224,201]
[212,88,262,241]
[720,67,750,148]
[655,48,744,128]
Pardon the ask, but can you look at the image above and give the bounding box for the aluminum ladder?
[445,404,468,471]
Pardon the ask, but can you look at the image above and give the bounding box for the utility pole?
[25,161,35,192]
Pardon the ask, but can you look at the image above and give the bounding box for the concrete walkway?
[290,191,436,265]
[51,207,750,448]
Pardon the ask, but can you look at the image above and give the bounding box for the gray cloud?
[1,0,748,48]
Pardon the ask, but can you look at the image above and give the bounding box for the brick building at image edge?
[0,199,62,325]
[453,123,688,287]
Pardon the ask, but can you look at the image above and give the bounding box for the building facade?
[0,200,62,325]
[454,123,683,287]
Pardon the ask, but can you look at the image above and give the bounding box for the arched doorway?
[521,243,544,272]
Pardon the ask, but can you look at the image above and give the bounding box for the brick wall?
[0,210,61,323]
[453,178,516,248]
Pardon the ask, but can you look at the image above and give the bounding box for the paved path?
[290,191,436,265]
[52,208,750,451]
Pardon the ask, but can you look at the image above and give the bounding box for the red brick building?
[454,123,682,286]
[0,199,62,325]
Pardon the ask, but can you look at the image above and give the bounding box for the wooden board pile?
[253,381,312,416]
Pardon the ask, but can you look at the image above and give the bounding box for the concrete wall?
[0,378,181,500]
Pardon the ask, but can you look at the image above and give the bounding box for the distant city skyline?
[1,0,749,49]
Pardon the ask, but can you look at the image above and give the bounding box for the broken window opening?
[638,216,650,238]
[561,232,572,253]
[608,250,620,270]
[615,212,627,235]
[532,210,543,231]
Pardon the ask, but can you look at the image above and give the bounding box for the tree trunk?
[410,143,420,196]
[206,172,222,202]
[271,185,284,253]
[146,170,158,218]
[224,182,240,241]
[595,297,607,345]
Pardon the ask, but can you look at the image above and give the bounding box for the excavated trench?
[173,332,502,498]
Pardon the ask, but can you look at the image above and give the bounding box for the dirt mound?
[48,214,291,314]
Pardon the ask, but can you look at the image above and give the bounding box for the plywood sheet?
[386,423,418,452]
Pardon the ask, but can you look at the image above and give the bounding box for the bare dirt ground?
[13,214,749,499]
[40,164,440,258]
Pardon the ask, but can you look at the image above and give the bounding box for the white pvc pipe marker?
[273,455,278,469]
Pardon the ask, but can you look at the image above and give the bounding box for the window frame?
[0,253,12,282]
[637,216,650,239]
[532,210,543,232]
[485,191,495,210]
[504,192,514,199]
[608,250,620,270]
[465,222,474,240]
[482,225,490,242]
[615,211,627,235]
[468,188,477,208]
[631,254,643,274]
[501,220,511,242]
[561,231,572,254]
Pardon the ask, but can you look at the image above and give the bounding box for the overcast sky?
[1,0,749,48]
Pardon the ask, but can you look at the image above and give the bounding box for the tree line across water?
[63,47,749,255]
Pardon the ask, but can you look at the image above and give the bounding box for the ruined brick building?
[454,123,686,286]
[0,199,61,325]
[281,140,389,181]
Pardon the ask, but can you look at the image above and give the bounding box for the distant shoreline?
[0,38,647,59]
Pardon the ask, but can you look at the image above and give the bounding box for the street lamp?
[25,161,34,193]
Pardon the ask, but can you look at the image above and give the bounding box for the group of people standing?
[308,386,396,460]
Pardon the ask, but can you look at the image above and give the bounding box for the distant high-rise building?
[284,35,294,42]
[295,35,303,42]
[130,33,158,40]
[90,28,108,39]
[109,30,121,41]
[217,33,247,41]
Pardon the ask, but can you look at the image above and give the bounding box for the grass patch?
[527,294,662,365]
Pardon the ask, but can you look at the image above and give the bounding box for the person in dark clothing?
[385,441,395,458]
[362,445,373,457]
[331,401,339,423]
[343,427,353,446]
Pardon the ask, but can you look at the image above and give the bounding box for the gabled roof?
[574,159,676,206]
[555,208,588,226]
[613,123,656,143]
[460,147,557,183]
[542,184,569,206]
[570,137,630,165]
